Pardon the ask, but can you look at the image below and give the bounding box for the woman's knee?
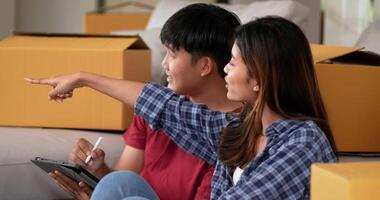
[92,170,158,200]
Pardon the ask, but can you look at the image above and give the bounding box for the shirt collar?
[265,118,301,137]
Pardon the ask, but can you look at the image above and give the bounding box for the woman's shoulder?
[271,119,328,146]
[270,119,336,161]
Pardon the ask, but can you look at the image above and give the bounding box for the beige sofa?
[0,127,124,200]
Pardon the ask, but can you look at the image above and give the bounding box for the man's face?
[161,47,202,95]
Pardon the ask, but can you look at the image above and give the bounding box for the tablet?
[31,157,99,189]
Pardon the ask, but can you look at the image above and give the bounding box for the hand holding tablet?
[31,137,104,195]
[31,157,99,189]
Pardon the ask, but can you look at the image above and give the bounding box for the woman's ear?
[249,78,259,92]
[199,57,213,77]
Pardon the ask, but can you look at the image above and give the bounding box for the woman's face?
[161,47,202,95]
[224,43,258,104]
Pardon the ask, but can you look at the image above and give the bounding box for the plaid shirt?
[135,83,337,200]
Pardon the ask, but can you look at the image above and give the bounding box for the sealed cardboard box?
[311,162,380,200]
[85,12,151,34]
[311,44,380,152]
[0,33,151,130]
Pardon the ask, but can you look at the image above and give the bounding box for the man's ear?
[199,57,213,77]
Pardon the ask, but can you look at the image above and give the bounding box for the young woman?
[26,16,336,199]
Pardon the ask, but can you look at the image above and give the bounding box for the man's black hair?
[160,3,240,76]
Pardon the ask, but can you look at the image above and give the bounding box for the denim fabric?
[91,171,159,200]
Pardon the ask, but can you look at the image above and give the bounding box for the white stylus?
[85,137,102,164]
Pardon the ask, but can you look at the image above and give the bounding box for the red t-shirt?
[124,115,214,200]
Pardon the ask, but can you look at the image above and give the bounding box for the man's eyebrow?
[166,46,176,53]
[164,44,172,50]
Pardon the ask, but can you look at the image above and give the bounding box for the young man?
[36,4,241,200]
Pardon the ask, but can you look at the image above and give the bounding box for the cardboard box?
[311,162,380,200]
[0,33,151,130]
[85,12,151,34]
[311,44,380,153]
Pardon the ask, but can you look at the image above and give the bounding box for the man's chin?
[168,85,180,93]
[168,86,185,95]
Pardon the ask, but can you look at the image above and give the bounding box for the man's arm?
[114,145,144,173]
[25,71,144,107]
[92,145,145,177]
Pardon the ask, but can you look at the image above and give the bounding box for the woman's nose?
[224,64,229,74]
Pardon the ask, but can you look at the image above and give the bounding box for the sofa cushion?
[146,0,212,29]
[146,0,309,31]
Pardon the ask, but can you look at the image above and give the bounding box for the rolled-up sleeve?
[135,83,237,165]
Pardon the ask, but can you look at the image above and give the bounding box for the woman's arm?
[26,73,239,164]
[135,83,240,165]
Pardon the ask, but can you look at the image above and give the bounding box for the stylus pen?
[85,137,103,164]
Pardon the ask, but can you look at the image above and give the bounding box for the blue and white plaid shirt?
[135,83,337,200]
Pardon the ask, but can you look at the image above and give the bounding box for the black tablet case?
[31,157,99,189]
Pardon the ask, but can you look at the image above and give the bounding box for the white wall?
[15,0,96,33]
[376,0,380,19]
[323,0,372,46]
[0,0,15,40]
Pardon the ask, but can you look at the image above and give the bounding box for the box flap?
[0,33,148,51]
[314,162,380,179]
[310,44,364,63]
[331,50,380,66]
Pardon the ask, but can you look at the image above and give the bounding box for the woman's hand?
[24,72,82,103]
[49,170,92,200]
[25,71,144,108]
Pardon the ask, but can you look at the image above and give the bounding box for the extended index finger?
[24,77,54,86]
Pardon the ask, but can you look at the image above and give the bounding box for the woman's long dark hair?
[217,16,336,168]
